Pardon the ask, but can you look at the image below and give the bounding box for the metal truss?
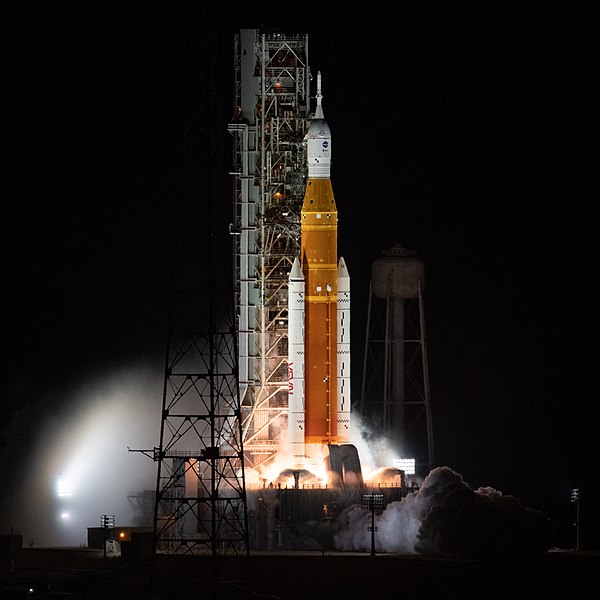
[152,5,248,557]
[359,248,435,476]
[228,31,310,470]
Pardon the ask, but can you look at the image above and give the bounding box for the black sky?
[4,2,597,548]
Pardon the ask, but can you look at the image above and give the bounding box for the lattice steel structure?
[228,30,310,470]
[359,244,435,477]
[152,6,248,556]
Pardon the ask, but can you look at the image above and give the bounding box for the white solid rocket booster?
[288,257,306,458]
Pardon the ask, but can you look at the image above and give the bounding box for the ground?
[1,547,597,599]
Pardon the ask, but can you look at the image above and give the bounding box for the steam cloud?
[334,466,555,557]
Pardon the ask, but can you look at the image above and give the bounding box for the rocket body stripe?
[305,295,337,302]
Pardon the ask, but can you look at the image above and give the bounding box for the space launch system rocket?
[288,72,351,461]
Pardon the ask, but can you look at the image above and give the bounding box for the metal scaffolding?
[228,30,311,470]
[151,6,248,557]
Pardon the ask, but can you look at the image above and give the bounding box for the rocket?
[288,72,351,461]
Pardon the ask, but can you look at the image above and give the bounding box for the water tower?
[359,244,434,476]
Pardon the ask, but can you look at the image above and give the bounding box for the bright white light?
[56,478,73,497]
[393,458,416,475]
[20,365,161,547]
[60,512,70,520]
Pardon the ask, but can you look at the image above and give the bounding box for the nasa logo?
[322,141,328,148]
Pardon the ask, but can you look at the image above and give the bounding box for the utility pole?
[361,493,384,556]
[100,514,115,559]
[571,488,580,550]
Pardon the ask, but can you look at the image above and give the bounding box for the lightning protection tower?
[359,244,435,477]
[152,5,249,557]
[228,30,310,471]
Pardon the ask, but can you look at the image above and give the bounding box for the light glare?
[393,458,416,475]
[56,478,73,497]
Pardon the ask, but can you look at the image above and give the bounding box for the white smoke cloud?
[333,466,556,557]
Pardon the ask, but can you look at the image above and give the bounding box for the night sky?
[4,3,597,549]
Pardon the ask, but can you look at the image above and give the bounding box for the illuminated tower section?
[229,30,310,470]
[297,72,350,453]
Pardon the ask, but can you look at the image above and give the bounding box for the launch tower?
[228,30,310,471]
[150,11,249,557]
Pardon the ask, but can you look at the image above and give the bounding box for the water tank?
[371,244,424,299]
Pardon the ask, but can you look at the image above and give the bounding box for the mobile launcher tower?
[228,30,367,487]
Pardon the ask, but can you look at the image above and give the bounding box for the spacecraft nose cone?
[306,118,331,138]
